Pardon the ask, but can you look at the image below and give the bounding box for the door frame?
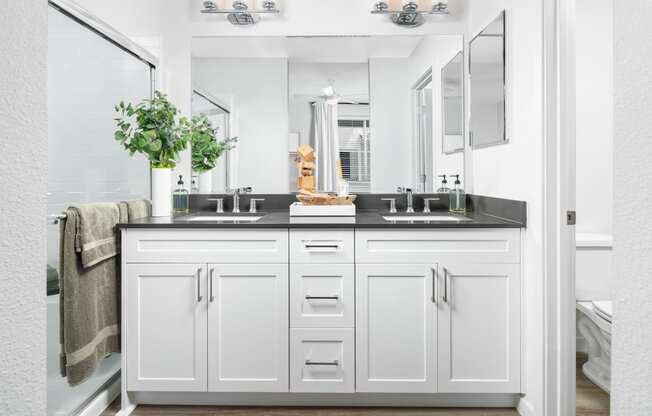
[542,0,576,415]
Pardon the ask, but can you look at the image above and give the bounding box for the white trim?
[542,0,576,415]
[77,375,120,416]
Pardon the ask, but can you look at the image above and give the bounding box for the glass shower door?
[47,3,154,415]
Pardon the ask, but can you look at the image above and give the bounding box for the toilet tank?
[576,233,613,301]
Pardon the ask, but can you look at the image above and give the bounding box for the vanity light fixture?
[372,0,449,28]
[201,0,280,26]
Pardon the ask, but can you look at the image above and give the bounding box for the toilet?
[576,300,612,393]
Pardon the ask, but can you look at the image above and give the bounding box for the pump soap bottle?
[173,175,189,214]
[437,175,450,193]
[449,174,466,213]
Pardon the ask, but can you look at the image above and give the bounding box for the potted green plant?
[189,114,237,193]
[114,91,191,216]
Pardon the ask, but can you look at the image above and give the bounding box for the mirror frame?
[469,10,508,150]
[441,51,465,155]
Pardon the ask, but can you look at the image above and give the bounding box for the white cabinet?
[125,263,207,392]
[355,264,438,393]
[437,263,521,393]
[207,264,289,392]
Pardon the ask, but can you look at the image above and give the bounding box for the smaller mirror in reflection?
[441,52,464,154]
[470,10,506,148]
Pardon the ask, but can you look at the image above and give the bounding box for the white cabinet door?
[126,263,207,392]
[437,263,521,393]
[207,264,289,392]
[356,264,438,393]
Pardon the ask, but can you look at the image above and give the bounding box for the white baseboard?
[517,396,536,416]
[77,375,120,416]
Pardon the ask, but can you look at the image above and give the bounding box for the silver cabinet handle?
[305,360,339,366]
[304,242,340,251]
[196,268,203,303]
[431,267,437,304]
[209,268,215,303]
[443,267,450,303]
[305,295,339,301]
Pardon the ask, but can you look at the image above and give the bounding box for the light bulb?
[232,0,249,10]
[432,0,448,11]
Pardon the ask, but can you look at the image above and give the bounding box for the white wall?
[576,0,613,237]
[463,2,544,415]
[193,58,289,193]
[73,0,193,186]
[612,1,652,414]
[0,1,47,414]
[369,58,413,192]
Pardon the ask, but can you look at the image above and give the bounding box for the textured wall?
[0,1,47,414]
[612,1,652,414]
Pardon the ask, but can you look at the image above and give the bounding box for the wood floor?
[102,354,608,416]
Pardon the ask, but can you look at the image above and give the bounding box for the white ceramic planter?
[151,167,172,217]
[198,170,213,194]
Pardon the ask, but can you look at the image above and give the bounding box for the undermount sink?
[185,215,263,222]
[383,215,471,222]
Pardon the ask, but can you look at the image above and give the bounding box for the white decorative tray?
[289,202,356,217]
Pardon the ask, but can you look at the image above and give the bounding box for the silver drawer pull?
[305,244,340,250]
[305,359,339,366]
[443,267,450,303]
[209,268,215,303]
[196,268,203,303]
[305,295,339,301]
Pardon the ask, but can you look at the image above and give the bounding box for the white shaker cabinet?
[355,264,438,393]
[437,263,521,393]
[125,263,208,392]
[207,264,289,392]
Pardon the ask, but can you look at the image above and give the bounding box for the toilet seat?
[592,300,612,323]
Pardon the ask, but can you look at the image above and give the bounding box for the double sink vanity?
[118,193,525,412]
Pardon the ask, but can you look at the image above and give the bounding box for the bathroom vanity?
[118,197,525,414]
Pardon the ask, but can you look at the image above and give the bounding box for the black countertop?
[119,209,524,229]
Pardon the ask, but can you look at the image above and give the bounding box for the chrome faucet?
[397,187,415,213]
[231,187,252,213]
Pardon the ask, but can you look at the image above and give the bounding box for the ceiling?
[191,35,425,62]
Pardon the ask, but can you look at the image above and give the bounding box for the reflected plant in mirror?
[470,10,506,148]
[190,114,237,176]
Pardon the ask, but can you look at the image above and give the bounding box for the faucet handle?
[249,198,265,213]
[397,187,412,193]
[240,187,252,193]
[381,198,397,214]
[422,197,441,213]
[207,198,224,213]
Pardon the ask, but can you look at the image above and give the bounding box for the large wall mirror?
[442,52,464,154]
[191,35,465,194]
[469,11,506,148]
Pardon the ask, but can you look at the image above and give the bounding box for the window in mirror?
[442,52,464,154]
[470,10,506,148]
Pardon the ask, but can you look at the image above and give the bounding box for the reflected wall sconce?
[201,0,280,25]
[371,0,449,28]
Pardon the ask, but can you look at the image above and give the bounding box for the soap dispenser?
[437,175,450,193]
[173,175,189,214]
[449,174,466,213]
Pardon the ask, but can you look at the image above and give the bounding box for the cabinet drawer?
[124,229,288,264]
[290,230,354,264]
[356,229,521,264]
[290,264,354,328]
[290,328,354,393]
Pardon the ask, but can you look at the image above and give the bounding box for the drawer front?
[124,229,288,264]
[290,328,354,393]
[290,230,354,264]
[290,264,354,328]
[356,229,521,264]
